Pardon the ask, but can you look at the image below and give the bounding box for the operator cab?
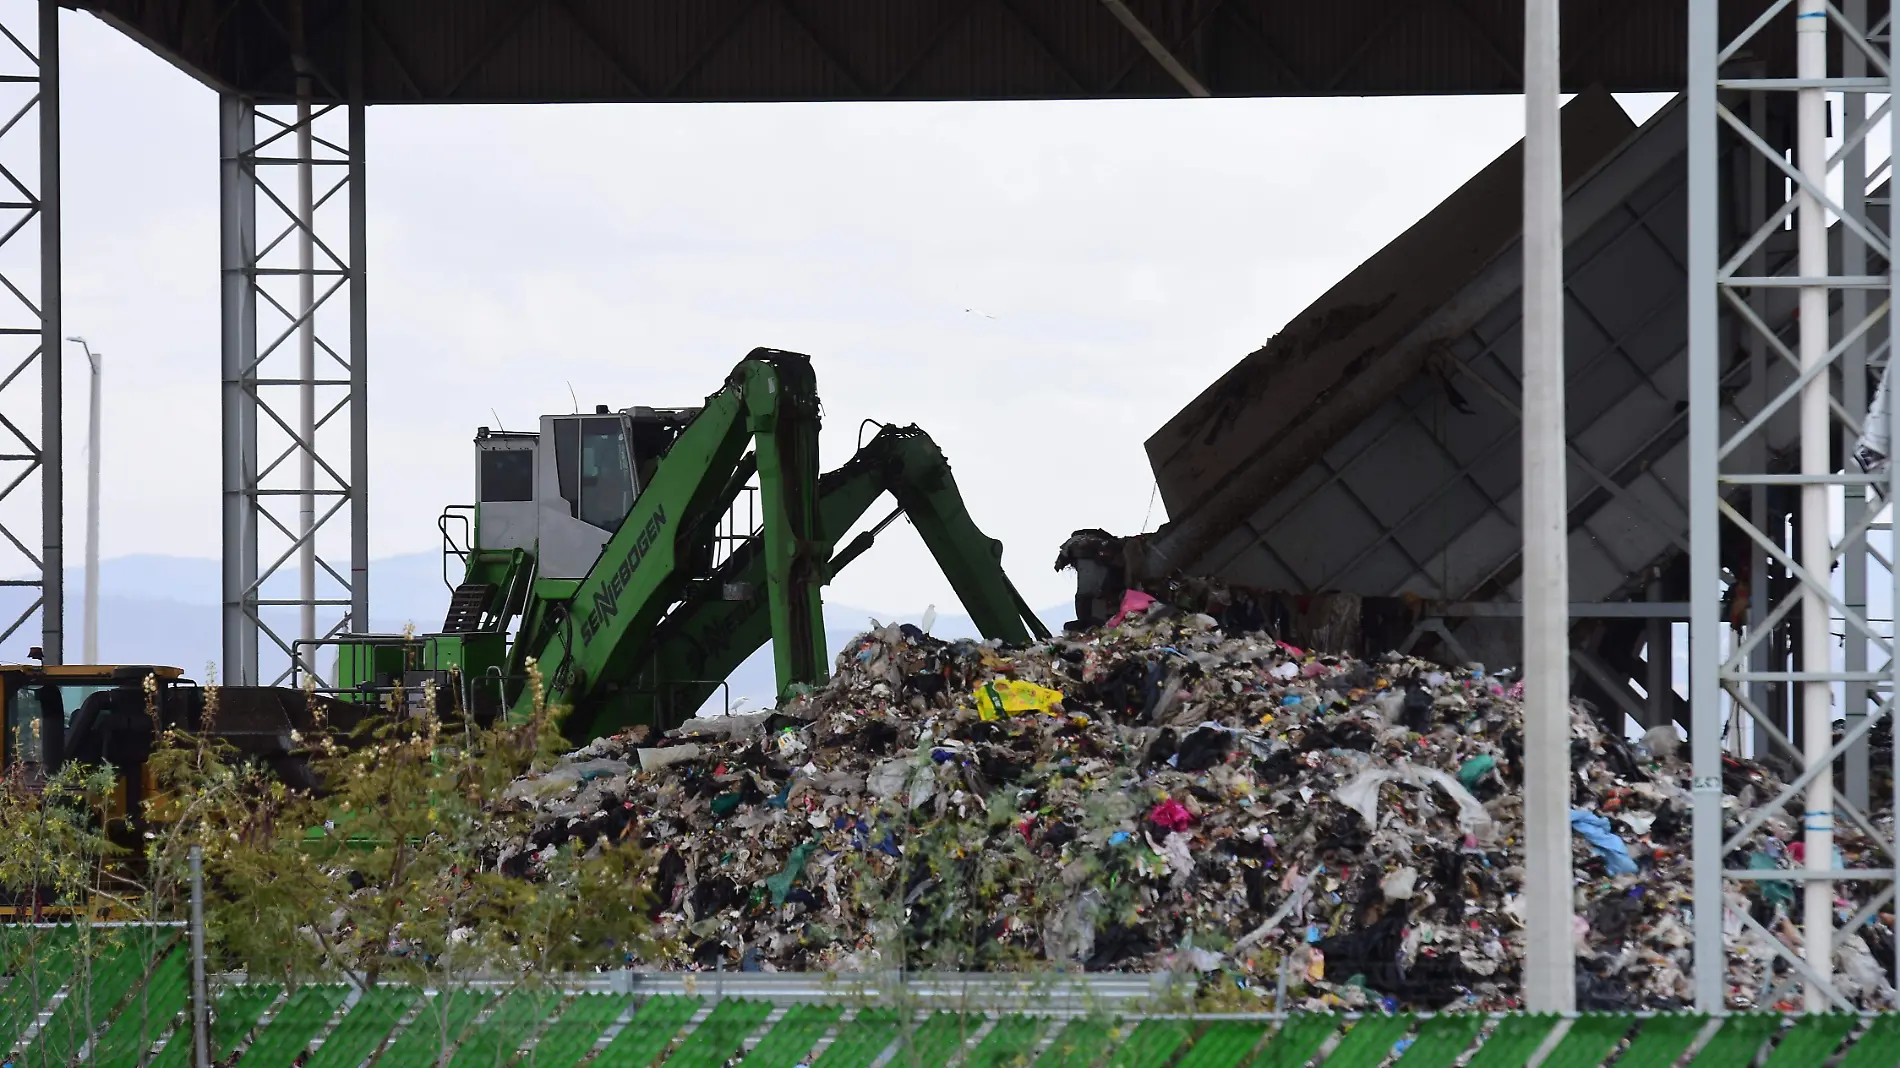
[474,405,697,578]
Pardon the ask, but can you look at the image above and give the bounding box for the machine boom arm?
[587,423,1048,735]
[515,350,829,728]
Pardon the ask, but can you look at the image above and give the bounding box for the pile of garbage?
[497,594,1898,1012]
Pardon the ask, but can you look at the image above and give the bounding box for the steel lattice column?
[1690,0,1900,1012]
[220,7,367,686]
[0,0,59,665]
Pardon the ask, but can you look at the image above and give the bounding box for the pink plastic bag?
[1107,589,1158,627]
[1149,798,1194,833]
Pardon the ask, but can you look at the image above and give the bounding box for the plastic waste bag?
[1858,360,1892,499]
[1456,755,1497,789]
[1149,798,1194,832]
[1334,762,1495,834]
[1334,769,1393,826]
[973,679,1065,720]
[868,758,913,799]
[1570,809,1639,874]
[1107,589,1158,627]
[636,745,703,772]
[765,842,815,906]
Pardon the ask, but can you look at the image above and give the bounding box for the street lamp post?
[65,336,98,664]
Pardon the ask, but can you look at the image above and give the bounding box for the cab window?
[5,683,115,767]
[5,682,45,765]
[578,417,634,530]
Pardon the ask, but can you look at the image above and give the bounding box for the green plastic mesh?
[1104,1019,1191,1068]
[740,1004,842,1068]
[1174,1021,1269,1068]
[1032,1018,1115,1068]
[591,994,700,1068]
[964,1014,1045,1068]
[661,999,773,1068]
[1462,1015,1561,1068]
[812,1008,901,1068]
[304,987,417,1068]
[521,993,626,1068]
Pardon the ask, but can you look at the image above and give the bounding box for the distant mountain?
[0,553,1067,712]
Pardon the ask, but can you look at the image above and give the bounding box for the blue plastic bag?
[1570,809,1638,874]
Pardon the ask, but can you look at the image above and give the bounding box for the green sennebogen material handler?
[330,348,1049,741]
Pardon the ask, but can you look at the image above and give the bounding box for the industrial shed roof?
[72,0,1816,105]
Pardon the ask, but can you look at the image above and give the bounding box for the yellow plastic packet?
[974,679,1065,720]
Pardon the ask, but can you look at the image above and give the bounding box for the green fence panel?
[1687,1015,1779,1068]
[1104,1019,1191,1068]
[91,951,190,1068]
[1539,1016,1638,1068]
[1174,1021,1269,1068]
[1320,1015,1414,1068]
[1253,1015,1340,1068]
[79,982,1900,1068]
[305,988,417,1068]
[1613,1016,1708,1068]
[884,1012,982,1068]
[0,927,77,1050]
[811,1008,901,1068]
[210,985,287,1061]
[377,991,493,1068]
[591,994,700,1068]
[1032,1018,1115,1068]
[1463,1016,1561,1068]
[1761,1015,1856,1068]
[1390,1015,1485,1068]
[224,985,348,1068]
[964,1014,1045,1068]
[1839,1015,1900,1068]
[521,994,624,1068]
[661,999,773,1068]
[26,935,173,1068]
[739,1004,843,1068]
[0,926,44,974]
[448,990,554,1068]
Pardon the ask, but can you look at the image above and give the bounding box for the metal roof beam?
[1097,0,1208,97]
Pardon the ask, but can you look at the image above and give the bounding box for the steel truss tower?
[221,7,366,686]
[1690,0,1900,1011]
[0,0,58,665]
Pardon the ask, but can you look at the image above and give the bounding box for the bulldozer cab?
[1,664,183,774]
[473,406,695,580]
[1,664,186,852]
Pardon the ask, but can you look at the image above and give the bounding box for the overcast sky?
[44,11,1671,619]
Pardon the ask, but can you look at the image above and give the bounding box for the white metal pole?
[1887,0,1900,998]
[83,344,96,663]
[1842,0,1871,818]
[1522,0,1576,1014]
[1794,0,1835,1010]
[1687,0,1727,1014]
[189,844,207,1068]
[296,57,316,664]
[65,336,98,663]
